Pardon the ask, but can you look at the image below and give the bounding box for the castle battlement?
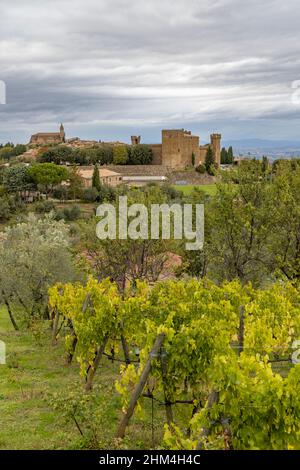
[148,129,221,168]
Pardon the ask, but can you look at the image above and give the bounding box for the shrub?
[128,144,153,165]
[52,185,68,200]
[82,187,99,202]
[0,194,25,221]
[0,198,11,221]
[195,164,206,174]
[162,185,183,200]
[35,200,56,214]
[49,386,113,449]
[99,184,116,203]
[62,205,81,221]
[55,205,81,222]
[112,146,128,165]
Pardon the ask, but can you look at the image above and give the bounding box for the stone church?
[29,124,65,145]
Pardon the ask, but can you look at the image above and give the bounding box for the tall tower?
[131,135,141,145]
[210,133,221,166]
[60,123,65,143]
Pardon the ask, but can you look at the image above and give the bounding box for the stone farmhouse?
[76,167,123,188]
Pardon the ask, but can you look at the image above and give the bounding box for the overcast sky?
[0,0,300,144]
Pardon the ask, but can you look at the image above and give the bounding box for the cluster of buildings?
[28,124,223,189]
[29,125,222,170]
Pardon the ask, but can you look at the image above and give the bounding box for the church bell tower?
[60,123,65,143]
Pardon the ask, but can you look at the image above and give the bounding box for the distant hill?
[221,139,300,159]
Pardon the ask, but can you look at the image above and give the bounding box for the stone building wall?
[30,133,63,145]
[161,130,200,168]
[29,124,65,146]
[148,144,162,165]
[199,145,209,164]
[147,130,221,169]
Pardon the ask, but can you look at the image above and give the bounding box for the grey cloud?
[0,0,300,143]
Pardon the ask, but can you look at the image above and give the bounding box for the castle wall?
[199,145,209,164]
[161,130,200,168]
[30,134,63,145]
[148,144,162,165]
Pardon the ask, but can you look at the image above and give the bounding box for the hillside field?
[0,309,171,450]
[172,184,217,196]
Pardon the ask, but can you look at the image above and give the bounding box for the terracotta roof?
[99,169,121,177]
[76,167,122,180]
[32,133,61,137]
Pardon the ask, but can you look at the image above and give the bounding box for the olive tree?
[0,213,78,329]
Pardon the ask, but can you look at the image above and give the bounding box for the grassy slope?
[0,308,169,450]
[0,309,79,449]
[172,184,217,196]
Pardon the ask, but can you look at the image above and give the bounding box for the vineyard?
[1,159,300,451]
[47,277,300,450]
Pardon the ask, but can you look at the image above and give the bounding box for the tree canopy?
[28,163,69,195]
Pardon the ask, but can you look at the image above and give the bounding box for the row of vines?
[49,277,300,449]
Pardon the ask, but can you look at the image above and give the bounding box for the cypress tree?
[205,146,215,173]
[227,146,234,164]
[92,165,101,191]
[221,147,228,164]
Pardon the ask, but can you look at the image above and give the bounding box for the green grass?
[0,309,80,449]
[0,308,171,450]
[172,184,217,196]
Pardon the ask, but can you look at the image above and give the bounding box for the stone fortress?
[29,125,221,170]
[139,129,221,168]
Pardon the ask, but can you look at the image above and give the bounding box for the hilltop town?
[28,124,221,166]
[4,124,223,188]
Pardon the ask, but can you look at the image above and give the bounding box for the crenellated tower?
[131,135,141,145]
[210,133,221,166]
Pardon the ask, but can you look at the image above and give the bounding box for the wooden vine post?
[116,333,165,439]
[66,293,91,365]
[51,308,60,346]
[196,390,219,450]
[160,346,174,428]
[238,305,245,355]
[85,335,109,391]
